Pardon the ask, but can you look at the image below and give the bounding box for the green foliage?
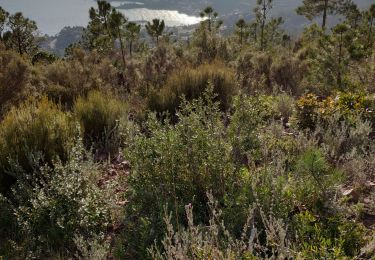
[0,3,374,259]
[74,91,127,156]
[295,92,375,130]
[119,90,241,258]
[294,211,367,258]
[3,12,38,55]
[13,140,112,258]
[145,19,165,44]
[292,149,343,210]
[228,94,276,164]
[32,50,57,65]
[149,62,237,114]
[0,97,75,193]
[296,0,344,29]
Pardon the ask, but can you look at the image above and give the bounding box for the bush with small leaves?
[117,89,242,259]
[148,62,237,114]
[295,92,375,131]
[13,139,113,258]
[74,90,128,157]
[0,97,75,194]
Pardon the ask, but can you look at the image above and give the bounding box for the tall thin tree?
[125,22,141,56]
[296,0,344,30]
[145,19,165,44]
[5,12,38,55]
[254,0,273,50]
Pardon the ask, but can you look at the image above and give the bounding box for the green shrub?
[228,94,277,164]
[148,62,237,114]
[293,211,367,258]
[118,90,242,259]
[13,140,113,258]
[295,92,375,131]
[291,148,343,211]
[74,91,128,156]
[0,97,75,194]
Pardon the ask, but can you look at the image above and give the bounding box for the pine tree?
[252,0,284,50]
[109,10,127,68]
[145,19,165,44]
[341,1,362,28]
[296,0,344,30]
[4,12,38,55]
[125,22,141,56]
[235,18,248,45]
[333,23,349,89]
[254,0,273,50]
[83,0,114,51]
[200,6,222,32]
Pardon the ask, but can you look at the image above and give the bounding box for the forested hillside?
[0,1,375,259]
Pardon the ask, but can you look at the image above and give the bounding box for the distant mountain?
[38,0,373,55]
[39,26,84,56]
[112,0,373,15]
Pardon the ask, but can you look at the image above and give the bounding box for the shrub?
[291,148,343,211]
[117,90,241,258]
[270,54,307,96]
[42,49,119,108]
[0,194,18,258]
[0,45,32,117]
[13,140,113,258]
[274,93,295,122]
[295,92,375,131]
[235,51,272,93]
[148,62,237,114]
[0,97,75,194]
[317,113,372,160]
[74,91,128,156]
[150,194,292,259]
[293,211,367,258]
[143,43,179,88]
[228,94,276,164]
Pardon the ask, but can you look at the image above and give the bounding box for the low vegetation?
[0,1,374,259]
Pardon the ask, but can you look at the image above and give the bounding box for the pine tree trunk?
[129,40,133,57]
[368,17,374,47]
[338,32,343,89]
[118,29,126,69]
[261,0,267,50]
[322,0,328,30]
